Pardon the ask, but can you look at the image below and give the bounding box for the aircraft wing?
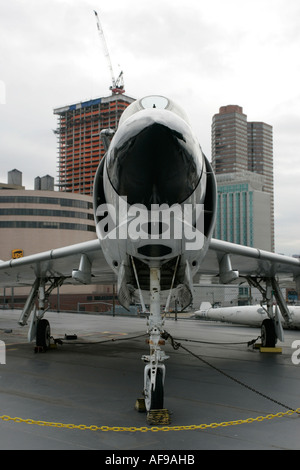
[199,238,300,284]
[0,236,299,290]
[0,239,116,288]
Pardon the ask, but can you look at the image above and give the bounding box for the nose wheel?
[144,365,164,411]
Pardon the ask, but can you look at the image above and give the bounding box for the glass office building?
[214,172,272,251]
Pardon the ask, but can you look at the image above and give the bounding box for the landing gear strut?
[141,266,169,419]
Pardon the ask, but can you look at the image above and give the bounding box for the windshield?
[118,95,191,127]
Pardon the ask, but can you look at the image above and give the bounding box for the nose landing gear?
[138,266,171,424]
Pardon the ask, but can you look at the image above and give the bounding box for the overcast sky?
[0,0,299,255]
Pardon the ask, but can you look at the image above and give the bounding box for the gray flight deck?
[0,309,300,450]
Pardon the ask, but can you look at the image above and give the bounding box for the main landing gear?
[260,318,276,348]
[247,276,293,348]
[36,318,51,351]
[19,277,64,351]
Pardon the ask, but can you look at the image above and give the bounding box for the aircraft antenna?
[93,10,125,95]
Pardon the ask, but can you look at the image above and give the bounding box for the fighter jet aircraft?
[0,95,299,416]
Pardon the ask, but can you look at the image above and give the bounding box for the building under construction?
[54,93,135,195]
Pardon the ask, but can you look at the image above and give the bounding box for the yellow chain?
[0,407,299,432]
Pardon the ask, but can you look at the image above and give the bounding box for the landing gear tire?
[261,318,276,347]
[145,368,164,411]
[36,319,51,350]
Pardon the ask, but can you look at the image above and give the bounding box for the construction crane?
[93,10,125,95]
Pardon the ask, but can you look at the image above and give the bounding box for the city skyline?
[0,0,299,255]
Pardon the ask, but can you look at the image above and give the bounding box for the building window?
[0,221,96,232]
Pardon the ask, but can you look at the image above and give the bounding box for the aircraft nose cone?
[106,120,203,208]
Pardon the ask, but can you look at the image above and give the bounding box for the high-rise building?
[247,121,274,248]
[54,94,135,195]
[211,105,274,251]
[247,122,273,193]
[212,105,248,174]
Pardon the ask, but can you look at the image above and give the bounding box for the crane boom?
[93,10,125,94]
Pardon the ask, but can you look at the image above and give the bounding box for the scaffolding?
[54,94,135,195]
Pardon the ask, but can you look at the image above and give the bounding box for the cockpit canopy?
[118,95,191,128]
[105,96,203,208]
